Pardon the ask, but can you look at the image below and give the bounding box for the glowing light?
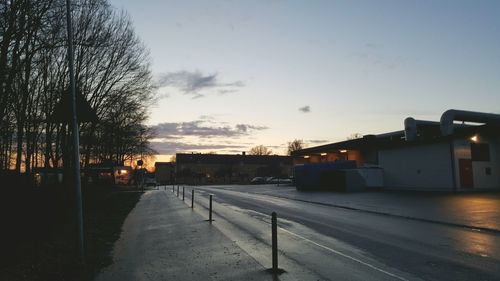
[320,153,327,156]
[470,135,478,142]
[120,169,128,174]
[339,150,347,153]
[303,155,310,159]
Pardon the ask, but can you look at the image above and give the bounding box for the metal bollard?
[209,194,213,222]
[191,189,194,208]
[272,212,278,272]
[182,186,185,201]
[177,185,179,197]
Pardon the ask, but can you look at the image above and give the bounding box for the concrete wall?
[453,136,500,189]
[379,143,454,190]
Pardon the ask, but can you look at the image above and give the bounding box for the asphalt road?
[185,185,500,281]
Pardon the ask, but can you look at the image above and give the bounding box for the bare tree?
[249,145,272,156]
[347,133,363,140]
[0,0,157,173]
[287,139,305,155]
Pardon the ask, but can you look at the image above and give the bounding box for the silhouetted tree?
[0,0,156,173]
[249,145,272,155]
[347,133,363,140]
[169,155,176,163]
[287,139,305,155]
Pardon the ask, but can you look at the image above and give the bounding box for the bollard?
[271,212,278,272]
[209,194,213,222]
[191,189,194,208]
[177,185,179,197]
[182,186,185,201]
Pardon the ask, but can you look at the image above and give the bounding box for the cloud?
[299,106,311,113]
[199,115,216,121]
[151,141,246,155]
[350,43,405,70]
[364,43,378,49]
[151,120,268,139]
[235,124,268,133]
[149,117,269,155]
[307,139,330,144]
[157,70,244,98]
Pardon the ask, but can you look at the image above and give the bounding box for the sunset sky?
[108,0,500,162]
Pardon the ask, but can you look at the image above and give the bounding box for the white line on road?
[278,227,409,281]
[194,187,410,281]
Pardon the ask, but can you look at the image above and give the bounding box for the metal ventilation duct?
[440,109,500,136]
[404,117,417,141]
[404,118,440,141]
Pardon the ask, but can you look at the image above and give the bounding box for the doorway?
[458,158,474,188]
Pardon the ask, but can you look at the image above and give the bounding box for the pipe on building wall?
[440,109,500,136]
[404,117,417,141]
[404,118,440,141]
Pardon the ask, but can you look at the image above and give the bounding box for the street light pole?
[65,0,84,262]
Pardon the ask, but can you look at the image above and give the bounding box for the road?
[179,185,500,281]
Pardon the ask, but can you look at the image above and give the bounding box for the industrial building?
[175,153,293,185]
[292,109,500,191]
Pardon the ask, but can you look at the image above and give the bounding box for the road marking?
[278,227,409,281]
[196,187,410,280]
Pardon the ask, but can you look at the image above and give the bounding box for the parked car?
[250,177,266,184]
[267,177,293,184]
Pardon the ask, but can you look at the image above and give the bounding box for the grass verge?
[0,185,142,281]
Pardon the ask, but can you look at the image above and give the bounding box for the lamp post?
[65,0,84,262]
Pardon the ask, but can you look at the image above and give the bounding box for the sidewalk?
[247,185,500,233]
[95,190,273,281]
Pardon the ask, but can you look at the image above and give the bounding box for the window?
[485,167,492,175]
[471,143,490,161]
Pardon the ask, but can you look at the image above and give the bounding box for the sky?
[108,0,500,162]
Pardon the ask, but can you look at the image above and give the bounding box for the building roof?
[176,153,292,165]
[291,137,379,156]
[155,162,175,167]
[48,90,98,123]
[292,124,500,156]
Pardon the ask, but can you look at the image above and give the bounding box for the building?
[292,109,500,191]
[175,153,293,185]
[154,162,175,184]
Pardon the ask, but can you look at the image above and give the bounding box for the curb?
[261,193,500,235]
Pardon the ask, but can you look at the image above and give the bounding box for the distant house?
[175,153,293,185]
[292,109,500,191]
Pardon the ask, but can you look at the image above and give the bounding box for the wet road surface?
[189,185,500,281]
